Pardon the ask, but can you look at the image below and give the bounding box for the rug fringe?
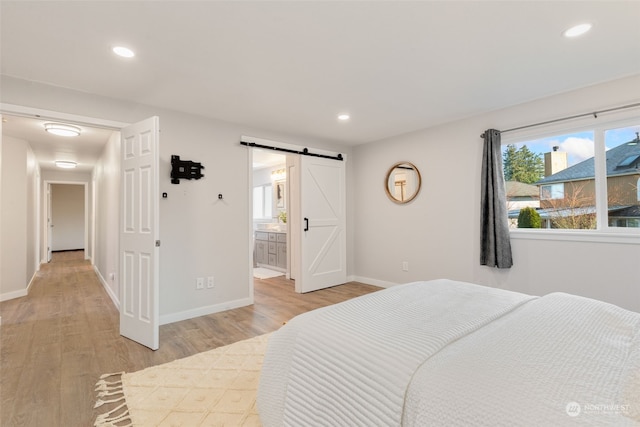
[94,372,132,427]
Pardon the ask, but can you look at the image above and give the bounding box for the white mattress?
[257,279,640,426]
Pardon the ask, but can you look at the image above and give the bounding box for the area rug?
[252,268,284,280]
[94,333,271,426]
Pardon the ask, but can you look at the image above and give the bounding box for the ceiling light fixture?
[55,160,78,169]
[44,123,81,137]
[113,46,135,58]
[337,114,350,121]
[563,23,592,38]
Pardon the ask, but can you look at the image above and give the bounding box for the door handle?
[304,217,309,232]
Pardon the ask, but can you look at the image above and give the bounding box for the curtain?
[480,129,513,268]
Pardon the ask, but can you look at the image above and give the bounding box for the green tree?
[518,207,542,228]
[503,144,544,184]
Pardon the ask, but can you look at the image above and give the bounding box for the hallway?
[0,251,378,426]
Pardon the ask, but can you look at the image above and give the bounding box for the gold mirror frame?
[385,161,422,204]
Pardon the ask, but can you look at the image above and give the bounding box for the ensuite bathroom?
[252,150,291,279]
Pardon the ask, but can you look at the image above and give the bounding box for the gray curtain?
[480,129,513,268]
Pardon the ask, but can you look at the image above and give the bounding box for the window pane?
[605,125,640,228]
[503,131,595,229]
[264,184,273,218]
[253,186,264,219]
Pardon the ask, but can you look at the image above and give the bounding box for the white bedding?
[257,279,640,426]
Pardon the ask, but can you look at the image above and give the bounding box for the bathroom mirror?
[385,161,422,204]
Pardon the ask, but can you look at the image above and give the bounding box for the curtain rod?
[240,140,343,161]
[481,101,640,138]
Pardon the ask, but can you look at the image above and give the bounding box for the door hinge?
[155,240,161,247]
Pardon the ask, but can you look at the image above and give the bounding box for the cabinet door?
[277,242,287,269]
[256,240,268,264]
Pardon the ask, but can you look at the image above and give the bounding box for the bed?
[257,279,640,426]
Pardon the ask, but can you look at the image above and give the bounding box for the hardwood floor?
[0,251,380,427]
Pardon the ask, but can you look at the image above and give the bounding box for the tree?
[503,144,544,184]
[518,207,542,228]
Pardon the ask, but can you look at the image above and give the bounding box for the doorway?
[48,183,86,259]
[251,149,294,288]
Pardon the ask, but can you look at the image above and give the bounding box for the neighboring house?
[533,136,640,228]
[505,181,540,228]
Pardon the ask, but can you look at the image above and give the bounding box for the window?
[253,184,272,219]
[605,126,640,229]
[540,183,564,200]
[503,120,640,233]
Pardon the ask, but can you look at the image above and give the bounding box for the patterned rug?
[94,333,270,426]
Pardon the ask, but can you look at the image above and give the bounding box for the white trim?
[0,103,129,130]
[160,297,253,326]
[247,146,255,307]
[510,229,640,245]
[0,269,38,302]
[350,275,398,289]
[94,266,120,310]
[0,289,28,302]
[44,181,89,257]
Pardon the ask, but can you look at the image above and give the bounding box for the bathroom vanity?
[255,230,287,272]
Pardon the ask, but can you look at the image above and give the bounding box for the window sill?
[509,229,640,245]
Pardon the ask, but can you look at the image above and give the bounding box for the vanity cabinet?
[255,231,287,272]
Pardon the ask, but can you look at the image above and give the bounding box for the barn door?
[298,155,346,293]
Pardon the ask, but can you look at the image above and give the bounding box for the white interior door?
[119,116,160,350]
[298,155,347,293]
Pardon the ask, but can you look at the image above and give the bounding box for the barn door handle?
[304,217,309,232]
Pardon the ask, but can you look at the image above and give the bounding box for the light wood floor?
[0,251,380,427]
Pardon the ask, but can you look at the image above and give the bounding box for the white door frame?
[44,181,89,260]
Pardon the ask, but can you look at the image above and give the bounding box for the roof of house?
[536,139,640,185]
[505,181,539,198]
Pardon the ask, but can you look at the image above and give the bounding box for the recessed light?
[113,46,135,58]
[337,114,350,121]
[44,123,81,137]
[55,161,78,169]
[563,23,592,38]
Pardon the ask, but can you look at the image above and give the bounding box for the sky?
[503,125,640,167]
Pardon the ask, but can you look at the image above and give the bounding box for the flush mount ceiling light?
[563,23,592,38]
[55,160,78,169]
[44,123,81,137]
[337,114,350,121]
[113,46,135,58]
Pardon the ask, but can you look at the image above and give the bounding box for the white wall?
[0,76,353,322]
[51,184,84,251]
[353,74,640,312]
[92,131,121,304]
[0,135,39,300]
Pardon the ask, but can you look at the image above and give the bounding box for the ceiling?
[1,1,639,172]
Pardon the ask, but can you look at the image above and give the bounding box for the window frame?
[501,111,640,244]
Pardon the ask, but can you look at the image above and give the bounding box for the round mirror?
[385,162,422,204]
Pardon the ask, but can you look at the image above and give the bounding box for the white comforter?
[257,279,640,426]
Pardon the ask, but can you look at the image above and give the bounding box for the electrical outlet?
[402,261,409,272]
[207,276,214,289]
[196,277,204,290]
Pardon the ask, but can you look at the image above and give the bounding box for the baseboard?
[160,296,254,326]
[0,287,28,302]
[350,275,398,289]
[94,266,120,310]
[0,269,39,302]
